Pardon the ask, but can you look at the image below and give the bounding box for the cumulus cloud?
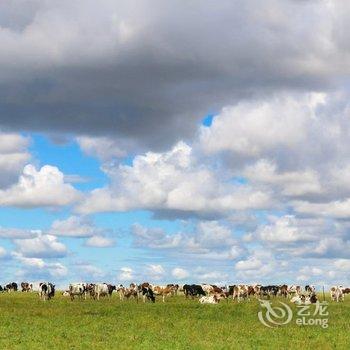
[77,142,272,215]
[132,221,246,260]
[13,233,67,258]
[85,235,115,248]
[12,252,68,278]
[171,267,189,280]
[50,216,102,238]
[146,264,165,280]
[0,227,37,239]
[0,164,81,208]
[118,267,134,281]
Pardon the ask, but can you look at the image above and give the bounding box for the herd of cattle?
[1,282,349,304]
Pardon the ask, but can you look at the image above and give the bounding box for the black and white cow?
[69,283,87,300]
[39,282,55,300]
[5,282,18,292]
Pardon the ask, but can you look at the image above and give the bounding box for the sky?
[0,0,350,288]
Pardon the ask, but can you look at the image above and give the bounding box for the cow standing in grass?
[39,282,55,301]
[69,283,87,300]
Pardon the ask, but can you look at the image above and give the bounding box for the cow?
[119,285,139,301]
[139,283,155,303]
[201,284,214,295]
[21,282,31,292]
[183,284,206,298]
[291,293,318,305]
[0,285,3,292]
[199,295,221,304]
[305,285,316,293]
[62,291,70,297]
[278,285,288,298]
[330,286,344,302]
[107,284,116,297]
[92,283,109,300]
[69,283,87,300]
[341,287,350,295]
[167,284,179,296]
[5,282,18,292]
[38,282,55,301]
[288,285,302,297]
[229,285,249,301]
[153,285,176,302]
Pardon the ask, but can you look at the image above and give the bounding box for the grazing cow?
[39,282,55,301]
[62,291,70,297]
[5,282,18,292]
[199,295,221,304]
[305,285,316,293]
[153,285,176,302]
[139,283,155,303]
[330,286,344,302]
[69,283,87,300]
[183,284,206,298]
[21,282,31,292]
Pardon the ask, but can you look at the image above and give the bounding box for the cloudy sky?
[1,0,350,288]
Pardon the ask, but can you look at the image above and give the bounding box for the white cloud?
[14,233,67,258]
[12,252,68,277]
[77,142,272,215]
[119,267,134,281]
[50,216,101,237]
[85,235,115,248]
[0,227,37,239]
[146,264,165,280]
[0,164,81,208]
[171,267,189,280]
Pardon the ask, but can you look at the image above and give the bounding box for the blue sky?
[0,1,349,289]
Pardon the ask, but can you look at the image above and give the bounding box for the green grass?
[0,293,349,349]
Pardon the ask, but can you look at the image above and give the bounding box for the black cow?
[183,284,206,298]
[107,284,116,297]
[0,285,3,292]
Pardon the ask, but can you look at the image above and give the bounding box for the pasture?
[0,292,349,349]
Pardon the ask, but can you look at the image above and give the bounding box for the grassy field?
[0,292,349,349]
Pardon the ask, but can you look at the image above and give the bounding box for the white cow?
[330,286,344,302]
[288,285,302,297]
[38,282,55,301]
[69,283,87,300]
[199,295,221,304]
[93,283,109,300]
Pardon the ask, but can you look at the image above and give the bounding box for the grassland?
[0,292,349,349]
